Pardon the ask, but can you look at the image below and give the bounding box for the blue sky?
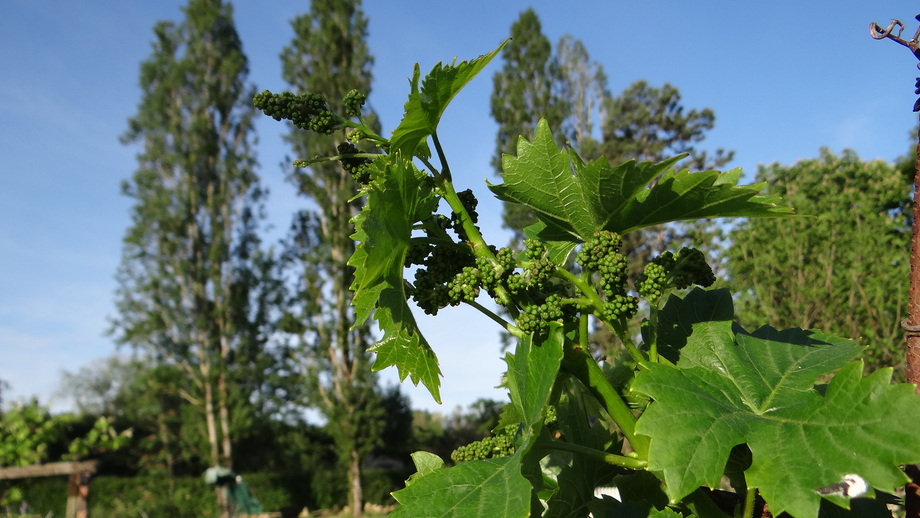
[2,1,919,415]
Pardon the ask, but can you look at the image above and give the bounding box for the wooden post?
[869,16,920,518]
[65,470,92,518]
[0,460,98,518]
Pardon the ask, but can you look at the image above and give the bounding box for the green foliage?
[490,121,790,243]
[114,0,277,478]
[259,40,920,518]
[276,1,386,515]
[63,416,133,461]
[633,304,920,517]
[349,156,442,400]
[0,477,67,517]
[0,400,59,467]
[724,149,912,376]
[391,453,532,518]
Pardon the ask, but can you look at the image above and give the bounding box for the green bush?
[0,469,405,516]
[90,475,216,517]
[0,477,67,516]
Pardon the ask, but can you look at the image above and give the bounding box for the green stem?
[741,487,757,518]
[614,331,647,366]
[648,304,659,363]
[292,152,380,169]
[431,130,453,182]
[429,132,518,313]
[555,267,647,364]
[555,267,603,307]
[536,438,647,470]
[560,342,649,459]
[465,299,517,335]
[340,118,387,146]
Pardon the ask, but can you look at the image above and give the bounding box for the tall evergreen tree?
[491,9,569,238]
[491,11,734,355]
[556,34,608,160]
[278,1,382,514]
[113,2,270,513]
[601,80,733,169]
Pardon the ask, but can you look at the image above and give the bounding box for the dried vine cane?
[870,15,920,391]
[870,15,920,518]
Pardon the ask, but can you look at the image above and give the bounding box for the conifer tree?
[491,8,569,238]
[113,2,269,513]
[491,11,733,355]
[278,1,382,514]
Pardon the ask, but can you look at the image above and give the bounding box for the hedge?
[0,468,405,516]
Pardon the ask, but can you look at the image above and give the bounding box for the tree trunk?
[349,448,363,517]
[201,354,220,467]
[215,486,229,518]
[219,336,233,469]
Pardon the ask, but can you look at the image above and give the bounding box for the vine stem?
[536,438,647,470]
[465,299,520,337]
[648,305,660,363]
[426,132,518,314]
[560,342,649,460]
[554,267,648,364]
[742,487,758,518]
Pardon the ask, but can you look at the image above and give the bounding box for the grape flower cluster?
[253,90,342,134]
[451,425,516,463]
[576,231,637,323]
[636,247,716,303]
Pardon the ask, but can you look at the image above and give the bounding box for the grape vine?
[256,40,920,518]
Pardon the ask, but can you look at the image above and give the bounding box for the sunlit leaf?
[391,454,531,518]
[390,40,508,159]
[349,155,442,402]
[489,119,792,243]
[633,321,920,517]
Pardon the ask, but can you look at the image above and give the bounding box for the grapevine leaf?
[504,324,564,431]
[406,451,445,486]
[523,221,578,265]
[390,40,508,159]
[488,119,792,243]
[390,454,531,518]
[632,321,920,518]
[349,155,443,402]
[655,288,735,363]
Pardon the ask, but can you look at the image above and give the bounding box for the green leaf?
[390,40,508,158]
[406,451,446,486]
[489,119,792,243]
[390,454,532,518]
[504,324,565,431]
[654,288,735,363]
[632,321,920,518]
[349,155,443,402]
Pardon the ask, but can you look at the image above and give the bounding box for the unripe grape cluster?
[637,247,715,303]
[342,89,367,118]
[451,426,516,463]
[253,90,338,133]
[576,231,637,322]
[410,244,477,315]
[336,142,372,184]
